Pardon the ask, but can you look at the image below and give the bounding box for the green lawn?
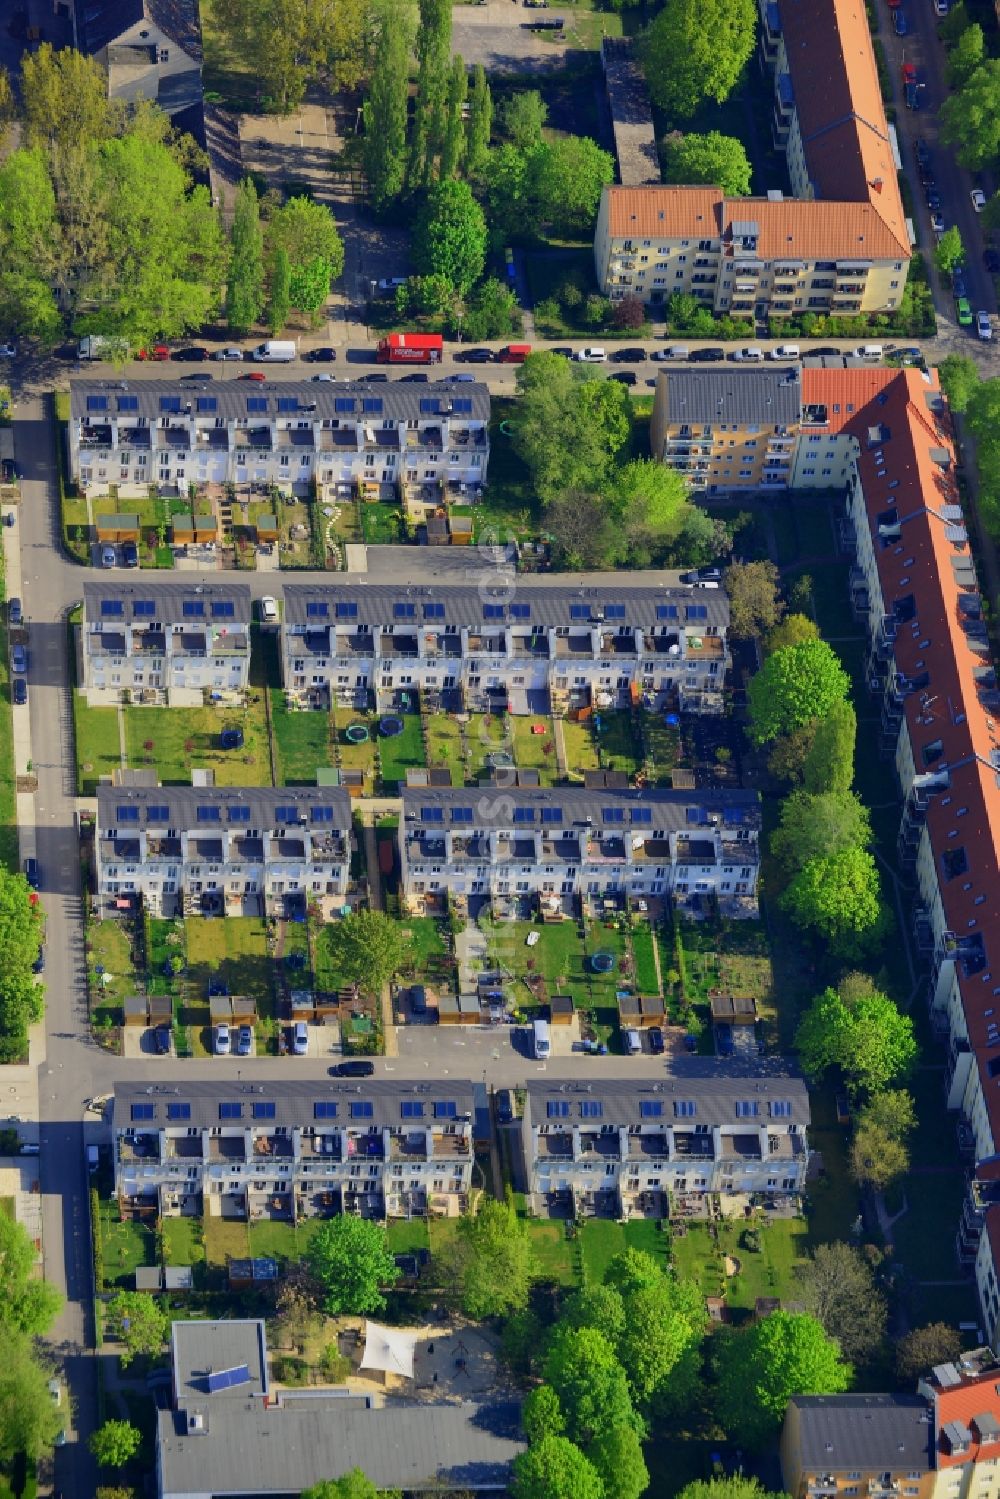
[185,917,274,1020]
[271,694,331,785]
[424,714,463,783]
[161,1216,205,1267]
[397,916,453,986]
[509,716,560,784]
[631,927,659,995]
[98,1201,156,1288]
[332,706,378,793]
[203,1216,251,1266]
[670,1217,808,1314]
[386,1219,431,1255]
[467,712,511,779]
[125,701,270,787]
[482,917,631,1040]
[73,693,122,793]
[86,916,137,1023]
[526,1221,580,1287]
[594,710,643,777]
[378,713,426,788]
[579,1218,671,1284]
[359,501,403,545]
[560,719,601,780]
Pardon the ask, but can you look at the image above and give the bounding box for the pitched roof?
[525,1062,810,1130]
[787,1395,934,1471]
[114,1078,476,1133]
[604,185,725,240]
[75,0,203,61]
[401,784,760,836]
[70,378,490,424]
[922,1354,1000,1467]
[84,580,251,628]
[655,367,803,426]
[97,785,353,834]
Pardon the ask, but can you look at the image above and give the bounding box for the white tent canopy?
[360,1322,418,1381]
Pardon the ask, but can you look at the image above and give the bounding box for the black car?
[611,347,645,363]
[690,347,724,362]
[362,373,388,382]
[953,268,968,298]
[330,1060,376,1078]
[985,249,1000,273]
[807,346,841,358]
[179,372,214,382]
[914,137,930,164]
[410,984,427,1015]
[23,857,39,890]
[458,348,494,363]
[122,541,138,568]
[305,347,337,362]
[681,565,722,584]
[154,1025,171,1054]
[549,347,573,358]
[399,372,429,382]
[172,346,208,361]
[610,371,637,385]
[32,944,44,975]
[648,1026,665,1054]
[11,679,26,707]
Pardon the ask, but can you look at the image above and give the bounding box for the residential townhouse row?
[94,785,353,922]
[595,0,910,318]
[113,1064,808,1228]
[781,1348,1000,1499]
[823,364,1000,1345]
[279,570,729,717]
[398,784,761,923]
[524,1070,809,1222]
[80,559,732,717]
[68,379,490,504]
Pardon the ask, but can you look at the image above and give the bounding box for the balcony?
[251,1132,294,1160]
[628,1132,669,1159]
[720,1133,763,1161]
[431,1131,471,1158]
[300,1132,343,1161]
[389,1131,428,1161]
[537,1132,574,1158]
[578,1132,622,1160]
[554,633,595,658]
[207,1136,247,1162]
[119,1132,160,1163]
[164,1135,203,1160]
[346,1131,385,1161]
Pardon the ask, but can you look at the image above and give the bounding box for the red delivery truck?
[497,344,532,363]
[375,332,443,364]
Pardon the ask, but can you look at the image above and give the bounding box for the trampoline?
[220,727,244,750]
[591,951,616,974]
[380,715,404,738]
[665,713,680,726]
[345,723,369,744]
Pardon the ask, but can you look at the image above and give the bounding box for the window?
[580,1101,603,1118]
[350,1101,374,1119]
[639,1101,663,1117]
[673,1101,696,1118]
[450,807,473,824]
[252,1102,276,1120]
[219,1102,243,1120]
[393,602,416,619]
[434,1101,457,1118]
[196,805,221,823]
[547,1101,570,1118]
[101,600,125,618]
[735,1101,760,1118]
[131,1103,155,1121]
[314,1102,338,1119]
[227,805,250,823]
[211,600,235,619]
[167,1103,191,1121]
[335,601,357,619]
[401,1101,425,1119]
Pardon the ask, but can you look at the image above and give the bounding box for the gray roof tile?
[656,367,804,425]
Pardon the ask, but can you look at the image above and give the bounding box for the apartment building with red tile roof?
[594,0,911,318]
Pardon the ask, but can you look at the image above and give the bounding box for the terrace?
[431,1132,471,1158]
[600,631,638,656]
[165,1135,204,1160]
[628,1132,669,1159]
[119,1132,160,1163]
[675,837,717,864]
[642,631,681,654]
[466,631,507,655]
[389,1131,429,1160]
[720,1133,763,1160]
[554,632,595,657]
[511,633,551,658]
[685,634,725,660]
[673,1133,715,1158]
[300,1133,343,1161]
[422,631,463,658]
[578,1132,622,1159]
[536,1132,574,1157]
[251,1132,294,1160]
[207,1136,247,1162]
[346,1131,385,1161]
[248,1188,293,1221]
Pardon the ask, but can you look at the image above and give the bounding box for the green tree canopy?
[447,1198,538,1319]
[765,613,819,656]
[747,640,850,745]
[948,22,986,88]
[105,1291,169,1367]
[512,1433,605,1499]
[21,44,117,151]
[640,0,756,119]
[780,846,887,952]
[524,138,615,238]
[715,1311,851,1448]
[585,1422,649,1499]
[661,131,752,195]
[934,226,966,277]
[940,60,1000,168]
[547,491,626,570]
[896,1323,963,1385]
[408,0,452,187]
[678,1480,788,1499]
[227,178,266,333]
[857,1088,916,1140]
[319,910,405,995]
[523,1385,566,1445]
[268,246,292,336]
[501,91,549,150]
[213,0,368,110]
[802,699,857,794]
[608,460,693,558]
[266,196,344,317]
[511,354,631,503]
[938,354,980,414]
[0,868,44,1060]
[561,1285,627,1346]
[301,1471,391,1499]
[771,790,871,879]
[466,64,493,177]
[850,1120,910,1191]
[361,1,414,214]
[90,1420,141,1468]
[795,977,917,1094]
[305,1215,400,1316]
[724,561,784,639]
[413,178,487,293]
[542,1326,636,1446]
[0,1328,63,1461]
[795,1242,888,1365]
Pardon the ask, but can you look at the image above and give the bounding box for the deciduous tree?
[714,1312,851,1448]
[511,354,631,502]
[938,354,980,413]
[463,276,521,341]
[765,613,818,655]
[362,3,414,214]
[267,196,344,316]
[524,138,615,239]
[465,65,493,177]
[441,57,469,181]
[501,91,548,150]
[301,1471,390,1499]
[0,1328,63,1461]
[723,560,784,639]
[447,1198,537,1319]
[305,1216,399,1316]
[319,910,405,995]
[512,1434,605,1499]
[802,699,857,794]
[105,1292,169,1367]
[781,846,887,952]
[213,0,368,111]
[940,60,1000,169]
[413,179,487,293]
[227,179,266,333]
[523,1385,566,1445]
[934,226,965,277]
[850,1121,910,1191]
[20,44,117,151]
[896,1323,962,1385]
[542,1327,636,1446]
[268,247,292,335]
[678,1481,787,1499]
[747,640,850,745]
[409,0,452,187]
[90,1420,141,1468]
[609,461,692,557]
[547,491,626,571]
[585,1423,649,1499]
[771,790,872,879]
[795,978,917,1094]
[795,1243,888,1365]
[948,22,985,89]
[661,131,752,196]
[640,0,756,119]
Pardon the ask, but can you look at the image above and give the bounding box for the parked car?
[305,347,337,362]
[681,566,722,584]
[409,985,427,1016]
[611,347,645,363]
[931,211,945,235]
[375,276,408,293]
[239,371,266,382]
[10,643,26,674]
[624,1028,642,1056]
[978,310,993,341]
[731,346,764,362]
[293,1021,309,1055]
[213,346,244,361]
[362,373,388,382]
[893,9,907,33]
[122,540,138,568]
[0,343,16,359]
[311,373,335,382]
[8,597,22,627]
[448,373,476,382]
[31,942,44,973]
[330,1059,375,1077]
[101,544,116,567]
[952,268,968,298]
[807,346,841,358]
[259,596,279,623]
[956,297,973,327]
[689,347,724,362]
[172,346,208,361]
[237,1025,253,1057]
[457,348,494,363]
[23,857,40,890]
[179,372,214,382]
[12,679,26,707]
[935,0,949,14]
[648,1026,665,1054]
[549,347,574,358]
[925,191,941,212]
[985,249,1000,273]
[575,347,607,362]
[398,372,429,382]
[914,138,930,168]
[972,189,987,213]
[138,344,169,361]
[610,371,637,385]
[154,1025,171,1055]
[496,1088,514,1123]
[214,1024,231,1056]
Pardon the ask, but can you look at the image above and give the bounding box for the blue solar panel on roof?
[196,396,217,413]
[101,599,124,617]
[227,805,250,823]
[452,397,473,413]
[334,398,356,413]
[362,398,383,413]
[310,805,334,823]
[182,599,205,617]
[133,599,156,616]
[159,396,181,413]
[86,395,108,412]
[197,805,221,822]
[277,398,299,412]
[205,1364,252,1393]
[211,600,235,618]
[117,394,138,411]
[247,396,267,412]
[434,1101,457,1118]
[335,601,357,618]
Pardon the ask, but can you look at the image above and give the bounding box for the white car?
[259,596,279,623]
[935,0,948,13]
[213,346,244,361]
[977,311,993,342]
[311,373,335,382]
[293,1021,309,1056]
[215,1024,231,1056]
[971,189,987,213]
[624,1029,642,1055]
[575,347,607,362]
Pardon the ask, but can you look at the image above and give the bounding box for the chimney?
[871,178,883,194]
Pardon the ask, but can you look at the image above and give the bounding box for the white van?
[652,345,690,361]
[532,1018,551,1060]
[772,344,801,360]
[854,344,883,361]
[252,340,296,362]
[624,1029,642,1055]
[733,346,764,362]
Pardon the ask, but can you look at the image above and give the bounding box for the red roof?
[930,1355,1000,1467]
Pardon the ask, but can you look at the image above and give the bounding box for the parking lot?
[452,2,579,73]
